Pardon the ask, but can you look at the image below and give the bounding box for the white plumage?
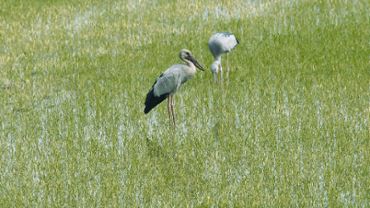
[208,32,239,81]
[144,49,204,126]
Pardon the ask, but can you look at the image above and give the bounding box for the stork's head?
[179,49,204,71]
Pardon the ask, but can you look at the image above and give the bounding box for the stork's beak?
[188,55,205,71]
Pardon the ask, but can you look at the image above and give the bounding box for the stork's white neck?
[183,59,193,67]
[182,60,196,78]
[212,58,221,66]
[214,55,221,63]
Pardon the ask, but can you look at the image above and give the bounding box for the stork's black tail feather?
[144,88,169,114]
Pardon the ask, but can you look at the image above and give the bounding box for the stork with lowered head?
[208,32,239,82]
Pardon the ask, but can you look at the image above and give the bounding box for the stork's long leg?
[226,53,230,79]
[219,62,223,82]
[170,95,176,127]
[167,96,172,125]
[167,95,176,127]
[213,72,218,82]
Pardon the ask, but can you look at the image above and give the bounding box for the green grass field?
[1,0,369,206]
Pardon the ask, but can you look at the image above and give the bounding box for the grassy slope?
[0,0,369,206]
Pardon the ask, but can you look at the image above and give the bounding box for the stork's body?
[208,32,239,81]
[144,49,204,126]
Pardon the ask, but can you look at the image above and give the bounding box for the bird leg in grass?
[219,62,223,82]
[213,73,218,82]
[170,95,176,127]
[213,63,223,83]
[226,53,230,79]
[167,97,172,126]
[167,95,176,127]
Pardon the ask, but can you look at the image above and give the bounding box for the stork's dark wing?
[144,73,166,114]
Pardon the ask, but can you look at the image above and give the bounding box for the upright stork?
[144,49,204,126]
